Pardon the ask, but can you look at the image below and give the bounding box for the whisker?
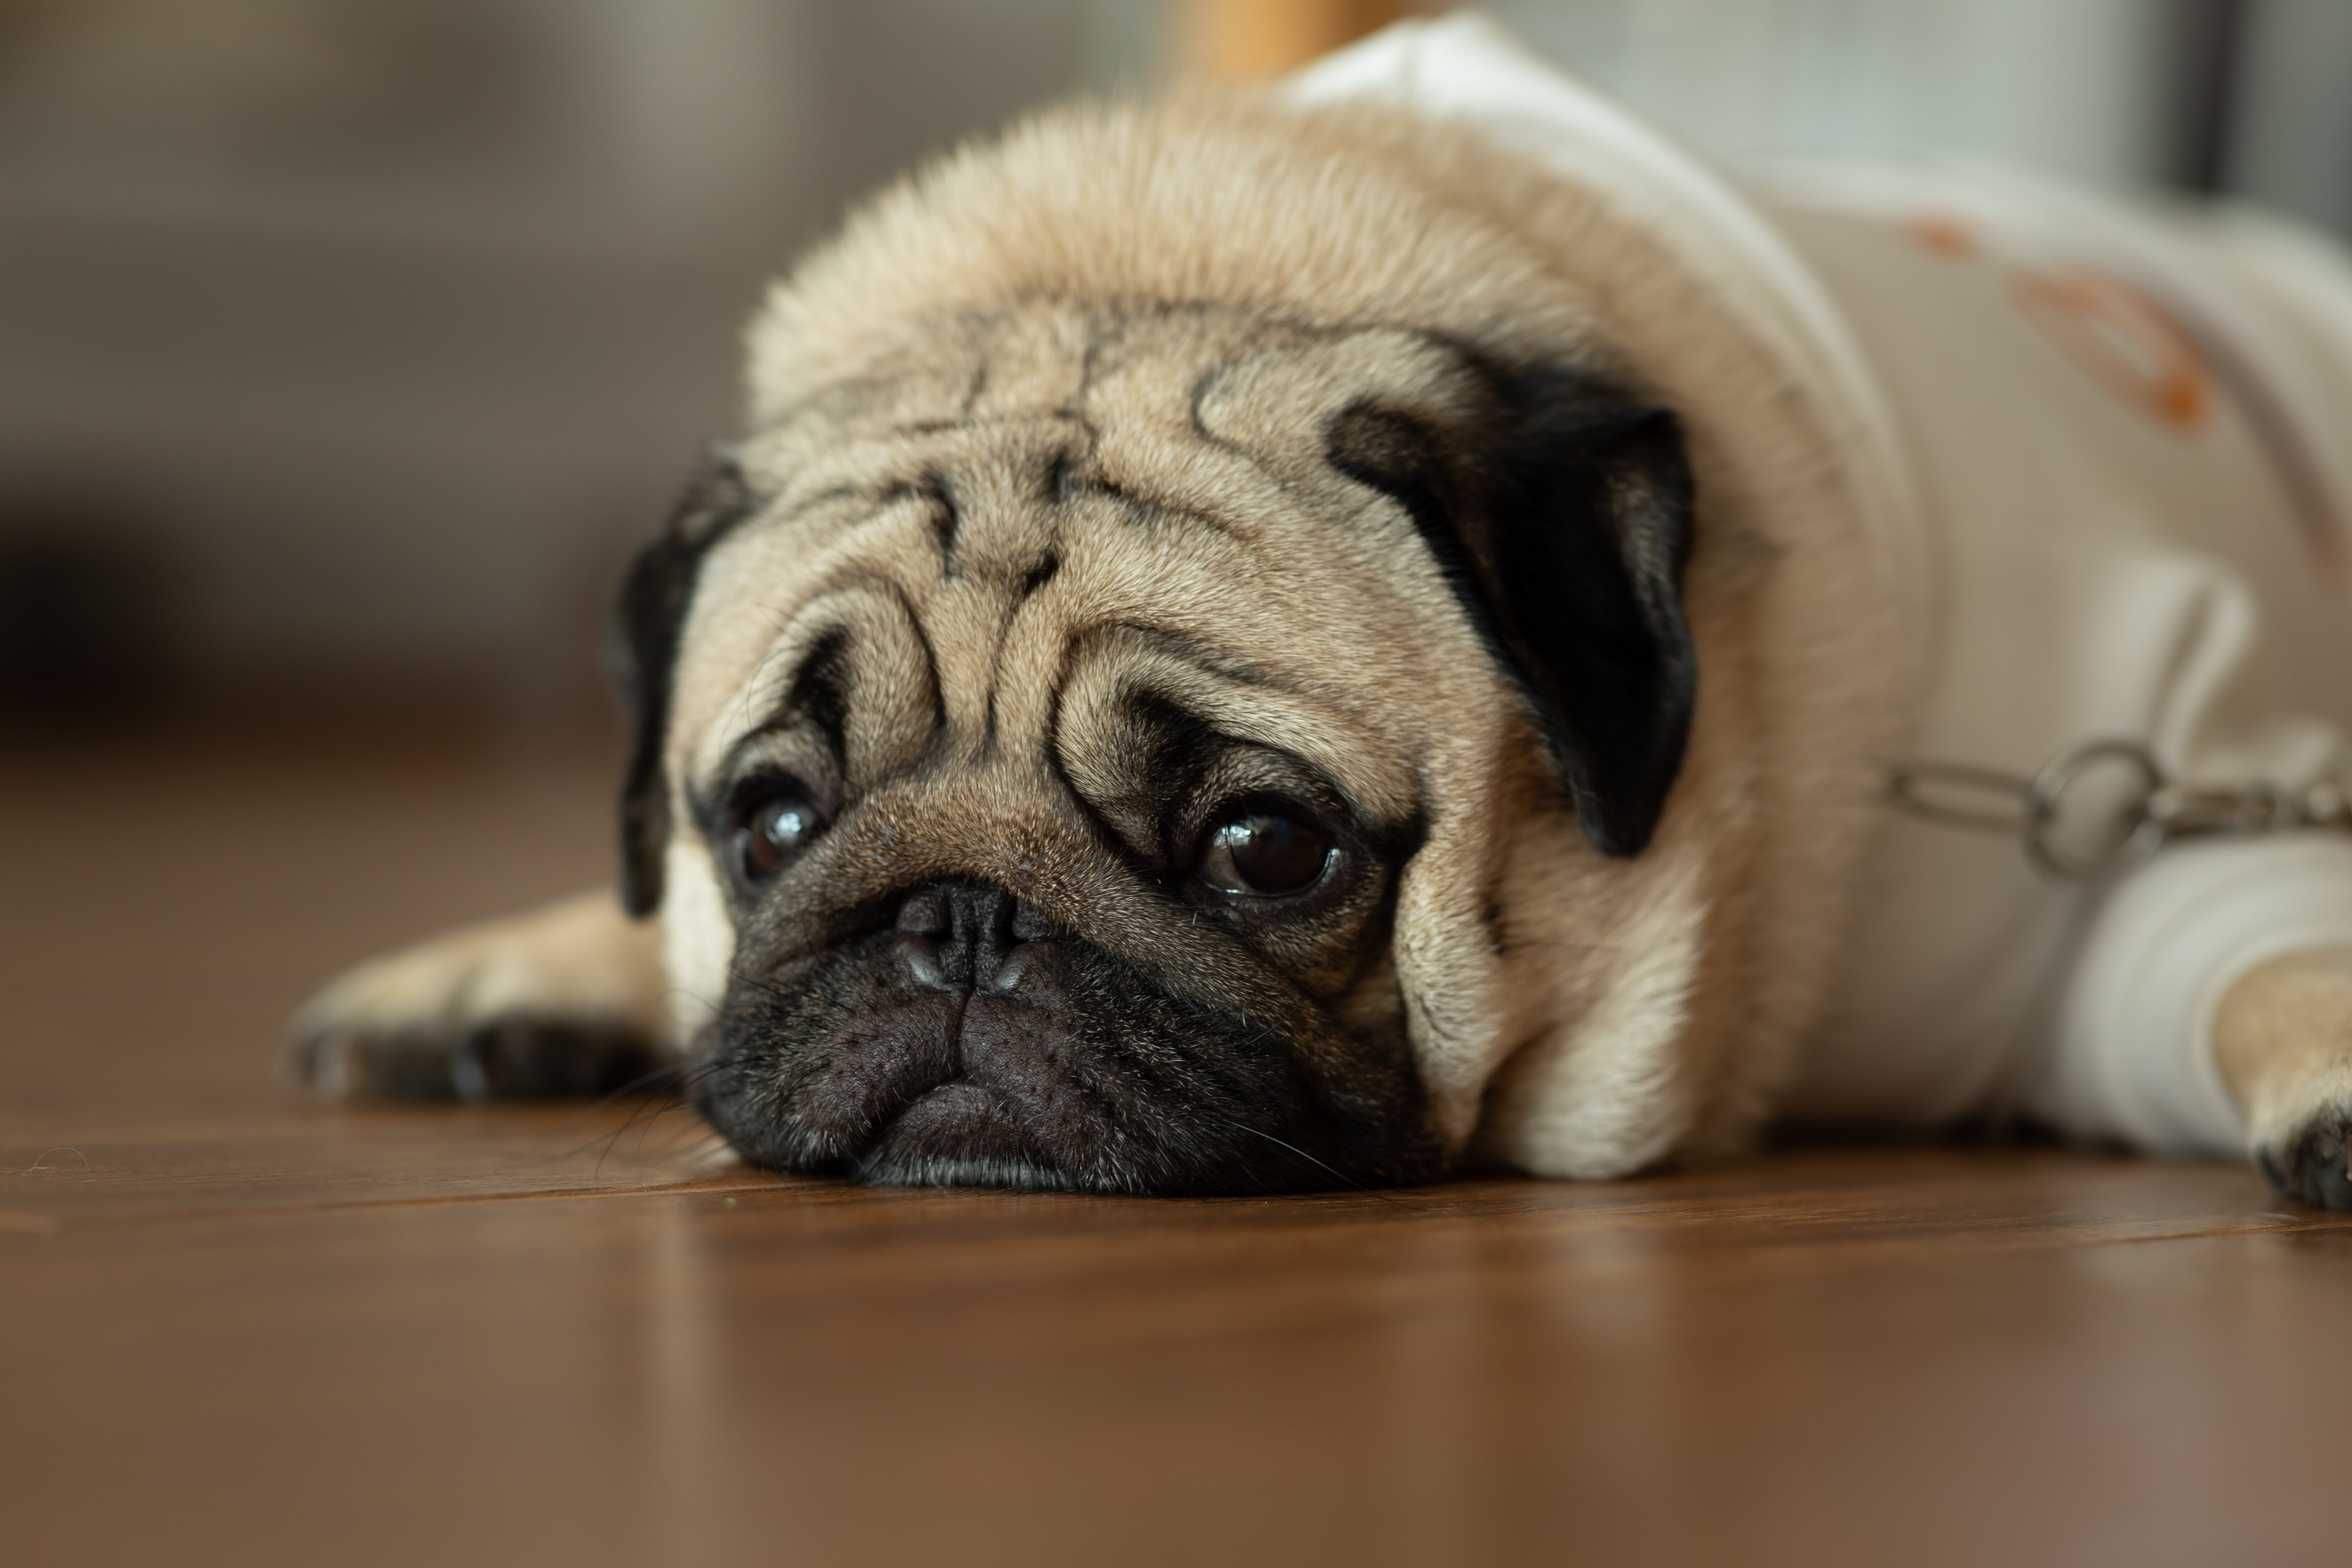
[589,1061,728,1173]
[545,1056,691,1140]
[1211,1116,1425,1208]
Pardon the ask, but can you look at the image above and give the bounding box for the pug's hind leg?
[290,891,672,1102]
[2216,946,2352,1209]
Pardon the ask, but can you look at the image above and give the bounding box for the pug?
[292,17,2352,1204]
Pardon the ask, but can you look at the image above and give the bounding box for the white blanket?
[1298,13,2352,1154]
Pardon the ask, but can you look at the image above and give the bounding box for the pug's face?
[617,306,1695,1194]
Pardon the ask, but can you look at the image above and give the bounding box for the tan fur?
[296,87,1915,1179]
[291,891,666,1096]
[727,90,1907,1173]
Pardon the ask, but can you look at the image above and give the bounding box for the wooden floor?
[6,737,2352,1567]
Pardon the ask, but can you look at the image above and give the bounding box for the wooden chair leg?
[1178,0,1419,79]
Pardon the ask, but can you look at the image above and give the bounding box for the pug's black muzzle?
[693,880,1433,1194]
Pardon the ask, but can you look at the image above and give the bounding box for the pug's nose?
[894,881,1061,993]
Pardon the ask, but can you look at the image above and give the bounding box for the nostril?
[897,931,952,991]
[897,886,950,936]
[893,882,1058,993]
[1009,901,1062,942]
[988,944,1035,993]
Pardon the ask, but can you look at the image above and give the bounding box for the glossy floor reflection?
[5,739,2349,1567]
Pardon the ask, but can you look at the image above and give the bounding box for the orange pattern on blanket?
[2011,266,2212,431]
[1908,213,1980,258]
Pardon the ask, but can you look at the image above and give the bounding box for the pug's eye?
[729,783,825,885]
[1197,805,1334,897]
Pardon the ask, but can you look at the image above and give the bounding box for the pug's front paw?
[289,890,670,1102]
[2218,947,2352,1212]
[2257,1106,2352,1211]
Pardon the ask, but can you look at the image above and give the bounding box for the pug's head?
[614,103,1701,1194]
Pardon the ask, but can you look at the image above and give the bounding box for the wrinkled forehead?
[752,309,1098,446]
[743,303,1491,464]
[664,306,1505,795]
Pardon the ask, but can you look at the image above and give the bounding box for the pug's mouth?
[695,960,1249,1193]
[688,884,1441,1194]
[866,1077,1042,1179]
[800,989,1078,1188]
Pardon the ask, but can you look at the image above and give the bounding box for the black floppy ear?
[1328,372,1697,856]
[609,447,760,917]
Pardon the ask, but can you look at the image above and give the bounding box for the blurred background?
[3,0,2348,754]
